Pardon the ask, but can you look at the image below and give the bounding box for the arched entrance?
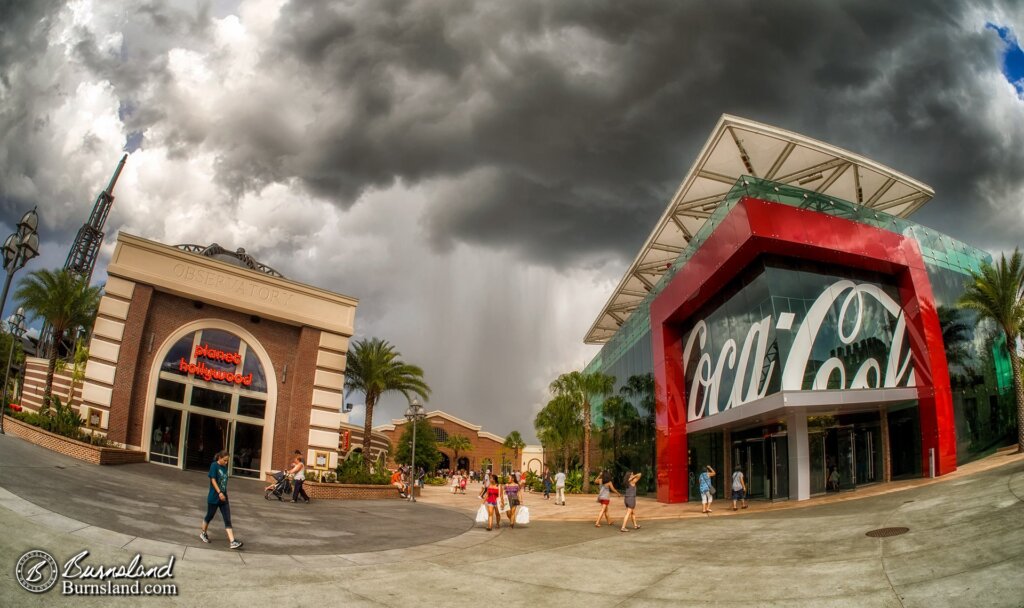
[438,452,451,471]
[142,322,277,479]
[457,457,470,472]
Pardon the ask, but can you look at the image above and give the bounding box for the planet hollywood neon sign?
[683,279,915,422]
[178,343,253,386]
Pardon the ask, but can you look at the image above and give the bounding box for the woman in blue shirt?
[699,465,716,514]
[199,450,243,549]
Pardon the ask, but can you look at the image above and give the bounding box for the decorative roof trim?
[175,243,284,278]
[584,114,935,344]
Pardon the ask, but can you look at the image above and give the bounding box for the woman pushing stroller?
[265,451,308,502]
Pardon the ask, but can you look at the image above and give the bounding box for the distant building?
[375,410,542,474]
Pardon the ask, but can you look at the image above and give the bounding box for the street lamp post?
[404,397,425,503]
[0,308,26,435]
[0,208,40,318]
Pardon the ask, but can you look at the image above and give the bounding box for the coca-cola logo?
[684,279,914,422]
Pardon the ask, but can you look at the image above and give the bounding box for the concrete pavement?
[1,433,1022,607]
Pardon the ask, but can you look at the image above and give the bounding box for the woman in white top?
[289,455,309,503]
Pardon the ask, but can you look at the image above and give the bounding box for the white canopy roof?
[584,114,934,344]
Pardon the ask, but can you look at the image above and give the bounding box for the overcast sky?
[2,1,1023,443]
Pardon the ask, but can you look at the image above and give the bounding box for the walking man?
[542,468,552,500]
[554,469,567,505]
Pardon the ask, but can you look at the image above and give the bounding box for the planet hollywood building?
[21,234,390,479]
[585,116,1015,503]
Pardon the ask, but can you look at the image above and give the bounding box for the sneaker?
[199,531,210,543]
[229,540,243,550]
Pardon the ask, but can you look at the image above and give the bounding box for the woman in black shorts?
[620,471,642,532]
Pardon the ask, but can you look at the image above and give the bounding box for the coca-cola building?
[585,116,1015,503]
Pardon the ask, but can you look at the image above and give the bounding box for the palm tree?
[959,249,1024,453]
[534,394,581,471]
[601,395,637,468]
[504,430,525,472]
[442,434,473,471]
[344,338,431,466]
[550,370,615,492]
[15,269,101,409]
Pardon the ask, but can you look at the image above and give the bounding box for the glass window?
[161,333,196,376]
[241,348,268,394]
[190,386,232,413]
[156,379,186,403]
[155,326,273,476]
[237,396,266,419]
[193,329,243,374]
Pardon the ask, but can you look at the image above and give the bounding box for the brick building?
[21,234,389,479]
[375,410,521,474]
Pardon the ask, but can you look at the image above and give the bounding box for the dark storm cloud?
[186,0,1018,266]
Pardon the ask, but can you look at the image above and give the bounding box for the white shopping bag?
[475,504,489,527]
[514,506,530,526]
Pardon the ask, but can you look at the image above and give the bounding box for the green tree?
[442,434,473,471]
[15,269,101,408]
[959,248,1024,452]
[344,338,431,467]
[534,394,581,472]
[550,371,615,491]
[393,417,441,472]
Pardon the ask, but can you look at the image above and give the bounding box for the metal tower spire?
[64,153,127,283]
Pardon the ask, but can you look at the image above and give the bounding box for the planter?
[263,473,420,500]
[3,415,146,465]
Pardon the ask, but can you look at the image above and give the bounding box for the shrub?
[12,398,113,447]
[425,476,447,486]
[524,470,544,492]
[566,469,585,493]
[335,452,392,485]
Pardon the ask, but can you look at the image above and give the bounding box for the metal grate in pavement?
[865,527,909,538]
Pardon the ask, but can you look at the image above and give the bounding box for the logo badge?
[15,550,59,593]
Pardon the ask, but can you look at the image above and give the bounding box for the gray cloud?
[1,0,1023,441]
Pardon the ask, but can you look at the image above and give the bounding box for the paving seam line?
[0,491,496,566]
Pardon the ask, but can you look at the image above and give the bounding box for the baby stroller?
[264,471,292,501]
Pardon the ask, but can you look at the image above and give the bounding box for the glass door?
[809,432,826,495]
[747,439,766,498]
[835,426,856,490]
[769,434,789,500]
[854,425,882,485]
[231,421,263,478]
[149,406,182,466]
[184,413,230,471]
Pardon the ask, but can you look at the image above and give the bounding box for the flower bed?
[263,473,420,500]
[3,415,146,465]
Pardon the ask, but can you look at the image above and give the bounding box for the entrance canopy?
[685,388,918,435]
[585,115,934,344]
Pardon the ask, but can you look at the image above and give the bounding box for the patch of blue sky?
[987,23,1024,95]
